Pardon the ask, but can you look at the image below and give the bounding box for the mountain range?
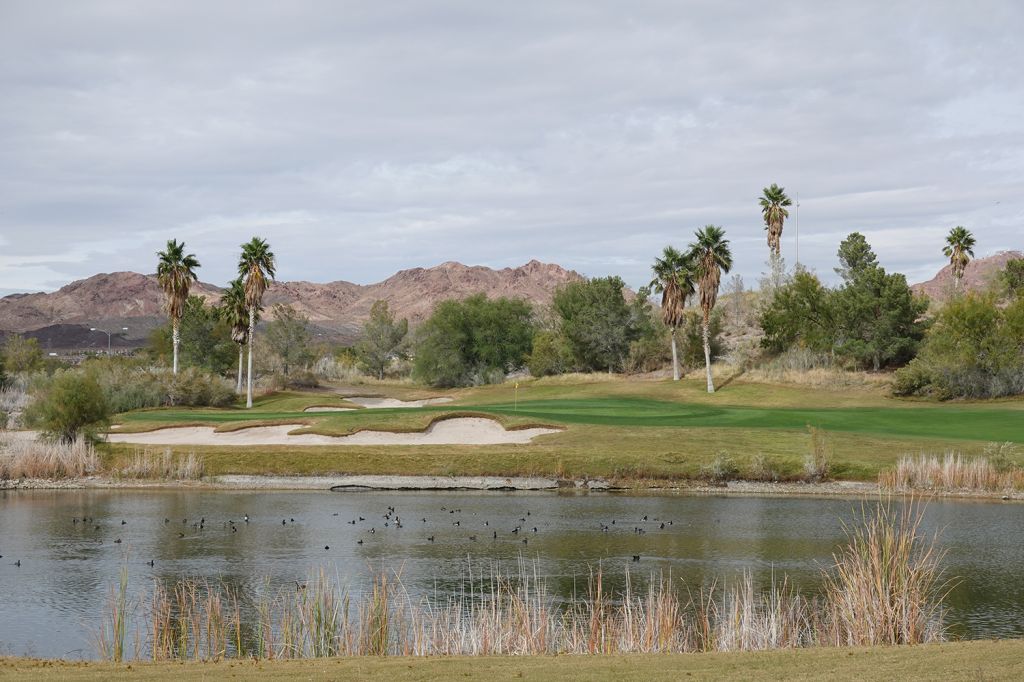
[0,260,582,349]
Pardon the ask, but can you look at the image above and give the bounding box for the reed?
[0,433,98,479]
[96,563,131,662]
[113,448,204,480]
[879,452,1024,492]
[98,501,954,661]
[822,500,951,646]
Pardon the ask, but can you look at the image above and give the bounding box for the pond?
[0,489,1022,658]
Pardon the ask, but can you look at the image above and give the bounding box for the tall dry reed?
[0,433,98,479]
[113,448,204,480]
[96,500,953,661]
[880,453,1024,492]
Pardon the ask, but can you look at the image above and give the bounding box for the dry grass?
[822,500,951,646]
[880,452,1024,492]
[0,432,99,479]
[113,448,204,480]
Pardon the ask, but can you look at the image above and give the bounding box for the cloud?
[1,1,1022,295]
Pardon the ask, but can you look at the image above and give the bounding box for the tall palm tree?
[650,246,695,381]
[219,278,255,395]
[942,226,976,292]
[238,237,276,408]
[689,225,733,393]
[155,239,200,374]
[759,183,792,257]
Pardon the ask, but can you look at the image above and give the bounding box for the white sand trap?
[106,418,559,446]
[345,396,454,409]
[303,406,356,412]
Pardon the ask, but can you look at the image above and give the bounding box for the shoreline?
[2,473,1022,501]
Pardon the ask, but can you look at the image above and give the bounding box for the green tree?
[650,246,696,380]
[999,258,1024,299]
[413,295,534,387]
[218,278,255,394]
[527,330,575,377]
[835,232,879,284]
[263,304,313,376]
[759,183,792,258]
[942,226,976,292]
[831,267,928,370]
[689,225,733,392]
[24,370,110,443]
[759,270,835,354]
[356,300,409,380]
[238,237,276,408]
[148,296,235,374]
[552,276,637,373]
[156,239,201,375]
[894,294,1024,399]
[1,335,44,374]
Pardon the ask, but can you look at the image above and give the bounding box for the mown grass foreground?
[106,376,1024,482]
[3,640,1023,680]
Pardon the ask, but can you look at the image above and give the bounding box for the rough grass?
[3,641,1023,680]
[102,378,1024,482]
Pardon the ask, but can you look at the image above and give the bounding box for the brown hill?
[911,251,1022,303]
[0,260,582,346]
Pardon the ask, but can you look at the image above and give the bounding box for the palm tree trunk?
[172,318,180,375]
[246,308,255,409]
[702,313,714,393]
[670,327,680,381]
[236,345,244,394]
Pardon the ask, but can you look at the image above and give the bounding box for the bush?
[413,295,535,388]
[893,294,1024,399]
[24,370,111,443]
[528,331,575,377]
[84,358,235,412]
[701,452,738,483]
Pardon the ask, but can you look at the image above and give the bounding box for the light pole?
[90,326,128,355]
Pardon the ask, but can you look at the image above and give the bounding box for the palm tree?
[689,225,733,393]
[759,183,792,257]
[238,238,276,408]
[650,246,695,381]
[155,239,200,375]
[942,226,976,292]
[218,278,255,395]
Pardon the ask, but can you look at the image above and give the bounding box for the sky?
[1,1,1023,296]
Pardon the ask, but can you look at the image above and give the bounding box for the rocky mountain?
[911,250,1022,303]
[0,260,582,347]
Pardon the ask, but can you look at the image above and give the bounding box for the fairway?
[101,378,1024,483]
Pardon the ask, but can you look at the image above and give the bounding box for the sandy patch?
[303,406,356,412]
[106,417,559,446]
[345,396,454,409]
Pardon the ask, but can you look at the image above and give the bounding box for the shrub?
[413,295,535,387]
[24,370,111,443]
[803,426,831,482]
[893,294,1024,399]
[701,452,738,483]
[749,454,781,482]
[84,359,235,411]
[528,331,575,377]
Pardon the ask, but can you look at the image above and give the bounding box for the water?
[1,489,1022,658]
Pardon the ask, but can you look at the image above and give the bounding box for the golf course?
[103,374,1024,483]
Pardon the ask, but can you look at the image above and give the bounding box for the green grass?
[104,376,1024,483]
[3,640,1023,680]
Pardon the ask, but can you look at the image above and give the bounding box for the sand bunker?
[303,406,356,412]
[106,418,559,446]
[345,396,454,409]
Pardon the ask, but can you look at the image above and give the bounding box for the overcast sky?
[1,1,1022,296]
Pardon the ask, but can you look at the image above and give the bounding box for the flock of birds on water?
[3,503,686,570]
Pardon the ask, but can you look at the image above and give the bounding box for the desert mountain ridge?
[0,260,583,347]
[910,250,1022,302]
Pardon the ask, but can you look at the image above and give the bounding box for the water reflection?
[0,489,1022,658]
